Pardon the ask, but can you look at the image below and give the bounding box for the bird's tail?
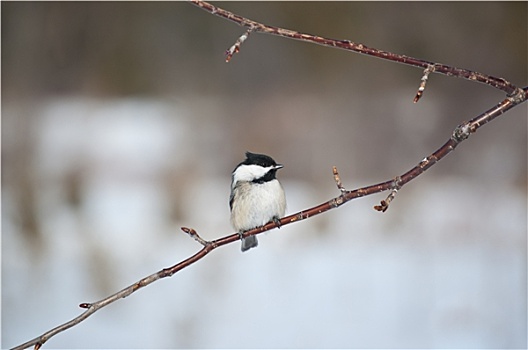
[241,235,258,252]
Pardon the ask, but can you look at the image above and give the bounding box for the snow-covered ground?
[3,98,526,348]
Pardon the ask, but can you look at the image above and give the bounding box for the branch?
[11,88,526,350]
[11,3,527,349]
[190,0,524,100]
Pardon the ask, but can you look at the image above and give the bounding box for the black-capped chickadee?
[230,152,286,252]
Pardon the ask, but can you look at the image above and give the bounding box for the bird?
[230,151,286,252]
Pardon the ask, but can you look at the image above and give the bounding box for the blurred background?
[2,1,526,348]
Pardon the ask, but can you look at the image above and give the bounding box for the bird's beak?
[274,164,284,170]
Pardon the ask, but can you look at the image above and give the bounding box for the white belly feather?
[230,180,286,232]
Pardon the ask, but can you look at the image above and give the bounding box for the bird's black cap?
[243,151,281,168]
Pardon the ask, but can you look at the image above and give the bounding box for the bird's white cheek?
[232,164,270,184]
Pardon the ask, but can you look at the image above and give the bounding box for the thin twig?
[374,176,402,212]
[181,226,212,247]
[414,65,435,103]
[225,27,253,62]
[332,166,347,194]
[189,0,523,98]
